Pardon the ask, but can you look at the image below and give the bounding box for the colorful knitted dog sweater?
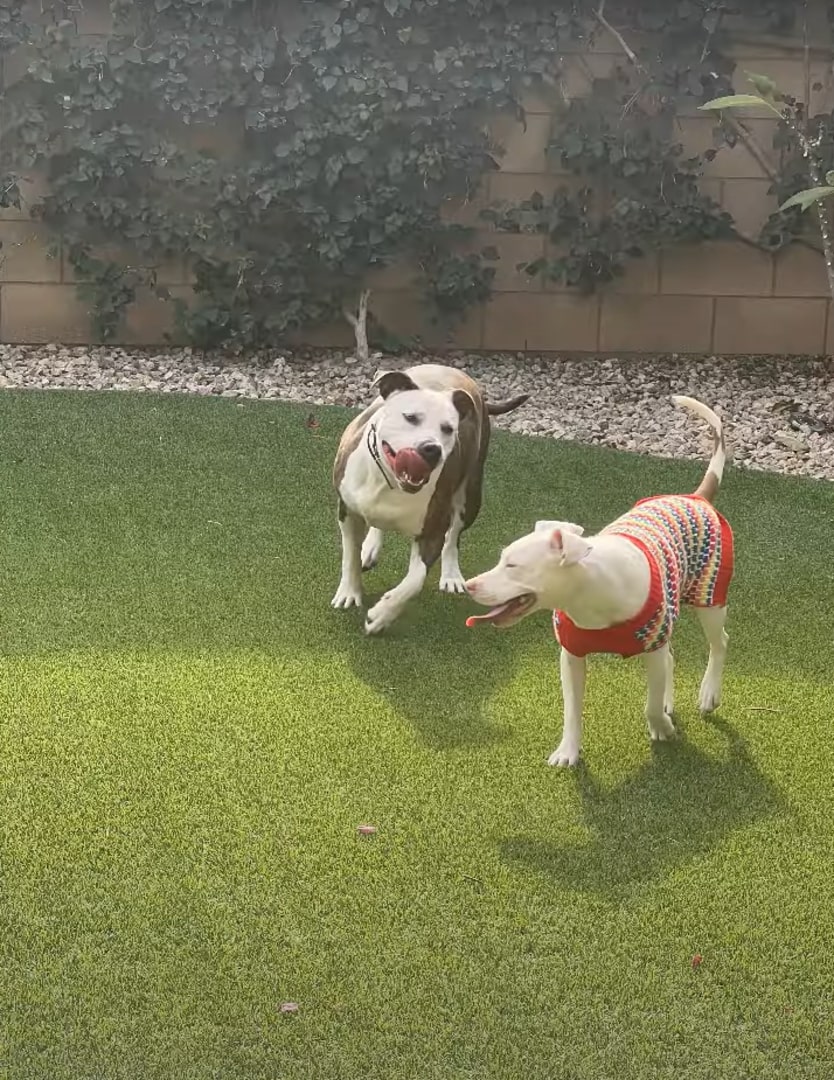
[553,494,734,659]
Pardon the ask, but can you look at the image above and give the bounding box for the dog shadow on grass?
[500,716,785,898]
[343,590,529,751]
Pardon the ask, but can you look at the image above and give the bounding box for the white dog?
[332,363,527,635]
[465,396,734,765]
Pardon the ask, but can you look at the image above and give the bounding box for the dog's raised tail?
[487,393,529,416]
[672,395,726,503]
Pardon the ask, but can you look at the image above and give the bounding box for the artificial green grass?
[1,389,833,1080]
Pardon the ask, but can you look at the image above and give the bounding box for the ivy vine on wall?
[0,0,818,349]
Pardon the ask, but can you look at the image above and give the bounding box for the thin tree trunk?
[343,289,371,362]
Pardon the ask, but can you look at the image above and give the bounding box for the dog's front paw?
[548,742,581,767]
[698,680,721,714]
[331,582,363,610]
[647,711,676,742]
[364,594,401,635]
[439,571,467,595]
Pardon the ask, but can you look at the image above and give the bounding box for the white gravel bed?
[1,343,833,481]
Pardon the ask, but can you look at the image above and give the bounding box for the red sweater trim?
[553,494,734,658]
[554,535,662,659]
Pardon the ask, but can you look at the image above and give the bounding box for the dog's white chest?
[341,449,435,537]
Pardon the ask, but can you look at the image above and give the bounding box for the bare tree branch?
[724,116,779,183]
[343,288,371,362]
[593,0,646,74]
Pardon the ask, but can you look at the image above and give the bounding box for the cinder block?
[490,113,553,174]
[1,283,91,342]
[520,85,559,115]
[607,253,660,295]
[732,57,832,115]
[0,222,61,282]
[699,178,723,204]
[558,54,618,101]
[600,295,714,353]
[365,259,420,291]
[773,244,830,297]
[487,173,574,204]
[123,286,194,345]
[825,302,834,354]
[295,320,355,349]
[471,230,546,292]
[714,297,827,354]
[730,10,833,57]
[439,182,489,227]
[0,173,49,221]
[483,292,600,351]
[677,116,778,180]
[540,246,659,294]
[660,241,773,296]
[74,0,112,35]
[370,289,484,350]
[178,116,244,159]
[62,244,186,287]
[721,178,777,240]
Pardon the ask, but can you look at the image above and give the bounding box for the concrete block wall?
[1,3,833,354]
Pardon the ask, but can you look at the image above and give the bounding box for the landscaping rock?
[0,344,832,481]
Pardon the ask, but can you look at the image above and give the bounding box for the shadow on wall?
[499,716,785,898]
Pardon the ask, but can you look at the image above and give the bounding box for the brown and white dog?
[332,363,528,635]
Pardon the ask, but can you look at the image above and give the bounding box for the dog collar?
[367,424,395,489]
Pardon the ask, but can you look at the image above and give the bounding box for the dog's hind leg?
[644,645,676,741]
[664,648,675,716]
[439,485,467,594]
[361,527,384,571]
[694,605,729,713]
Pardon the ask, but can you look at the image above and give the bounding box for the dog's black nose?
[417,442,442,467]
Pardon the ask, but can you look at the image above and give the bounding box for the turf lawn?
[1,389,833,1080]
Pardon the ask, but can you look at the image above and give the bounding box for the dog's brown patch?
[332,401,380,490]
[374,370,419,399]
[417,373,486,566]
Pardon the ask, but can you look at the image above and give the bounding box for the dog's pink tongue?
[466,608,505,628]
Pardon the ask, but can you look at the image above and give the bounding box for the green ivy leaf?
[698,94,769,111]
[744,71,777,99]
[0,0,759,349]
[779,186,834,212]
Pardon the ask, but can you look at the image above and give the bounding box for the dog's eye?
[403,413,419,425]
[440,422,454,436]
[504,562,517,570]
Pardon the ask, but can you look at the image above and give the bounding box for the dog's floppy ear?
[550,527,591,565]
[451,388,477,420]
[535,520,585,536]
[373,370,418,399]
